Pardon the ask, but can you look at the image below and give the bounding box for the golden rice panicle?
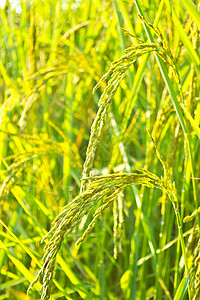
[28,171,162,298]
[81,27,167,193]
[138,14,182,97]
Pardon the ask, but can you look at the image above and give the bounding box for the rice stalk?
[27,16,196,297]
[27,169,167,299]
[148,131,190,283]
[0,3,197,298]
[138,14,184,102]
[80,24,175,193]
[113,192,124,259]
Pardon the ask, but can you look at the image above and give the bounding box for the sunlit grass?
[0,1,200,299]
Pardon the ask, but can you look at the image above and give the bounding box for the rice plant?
[0,0,200,299]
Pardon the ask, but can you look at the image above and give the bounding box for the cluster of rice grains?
[27,14,199,299]
[28,170,163,299]
[80,14,180,193]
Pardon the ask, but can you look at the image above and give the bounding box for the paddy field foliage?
[0,0,200,299]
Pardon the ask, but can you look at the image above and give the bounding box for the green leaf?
[165,0,200,76]
[174,276,189,300]
[181,103,200,139]
[180,0,200,28]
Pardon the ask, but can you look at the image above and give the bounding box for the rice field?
[0,0,200,299]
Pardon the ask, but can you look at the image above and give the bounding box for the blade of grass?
[180,0,200,28]
[174,276,189,300]
[57,255,92,299]
[0,219,41,267]
[165,0,200,76]
[0,240,41,292]
[180,103,200,139]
